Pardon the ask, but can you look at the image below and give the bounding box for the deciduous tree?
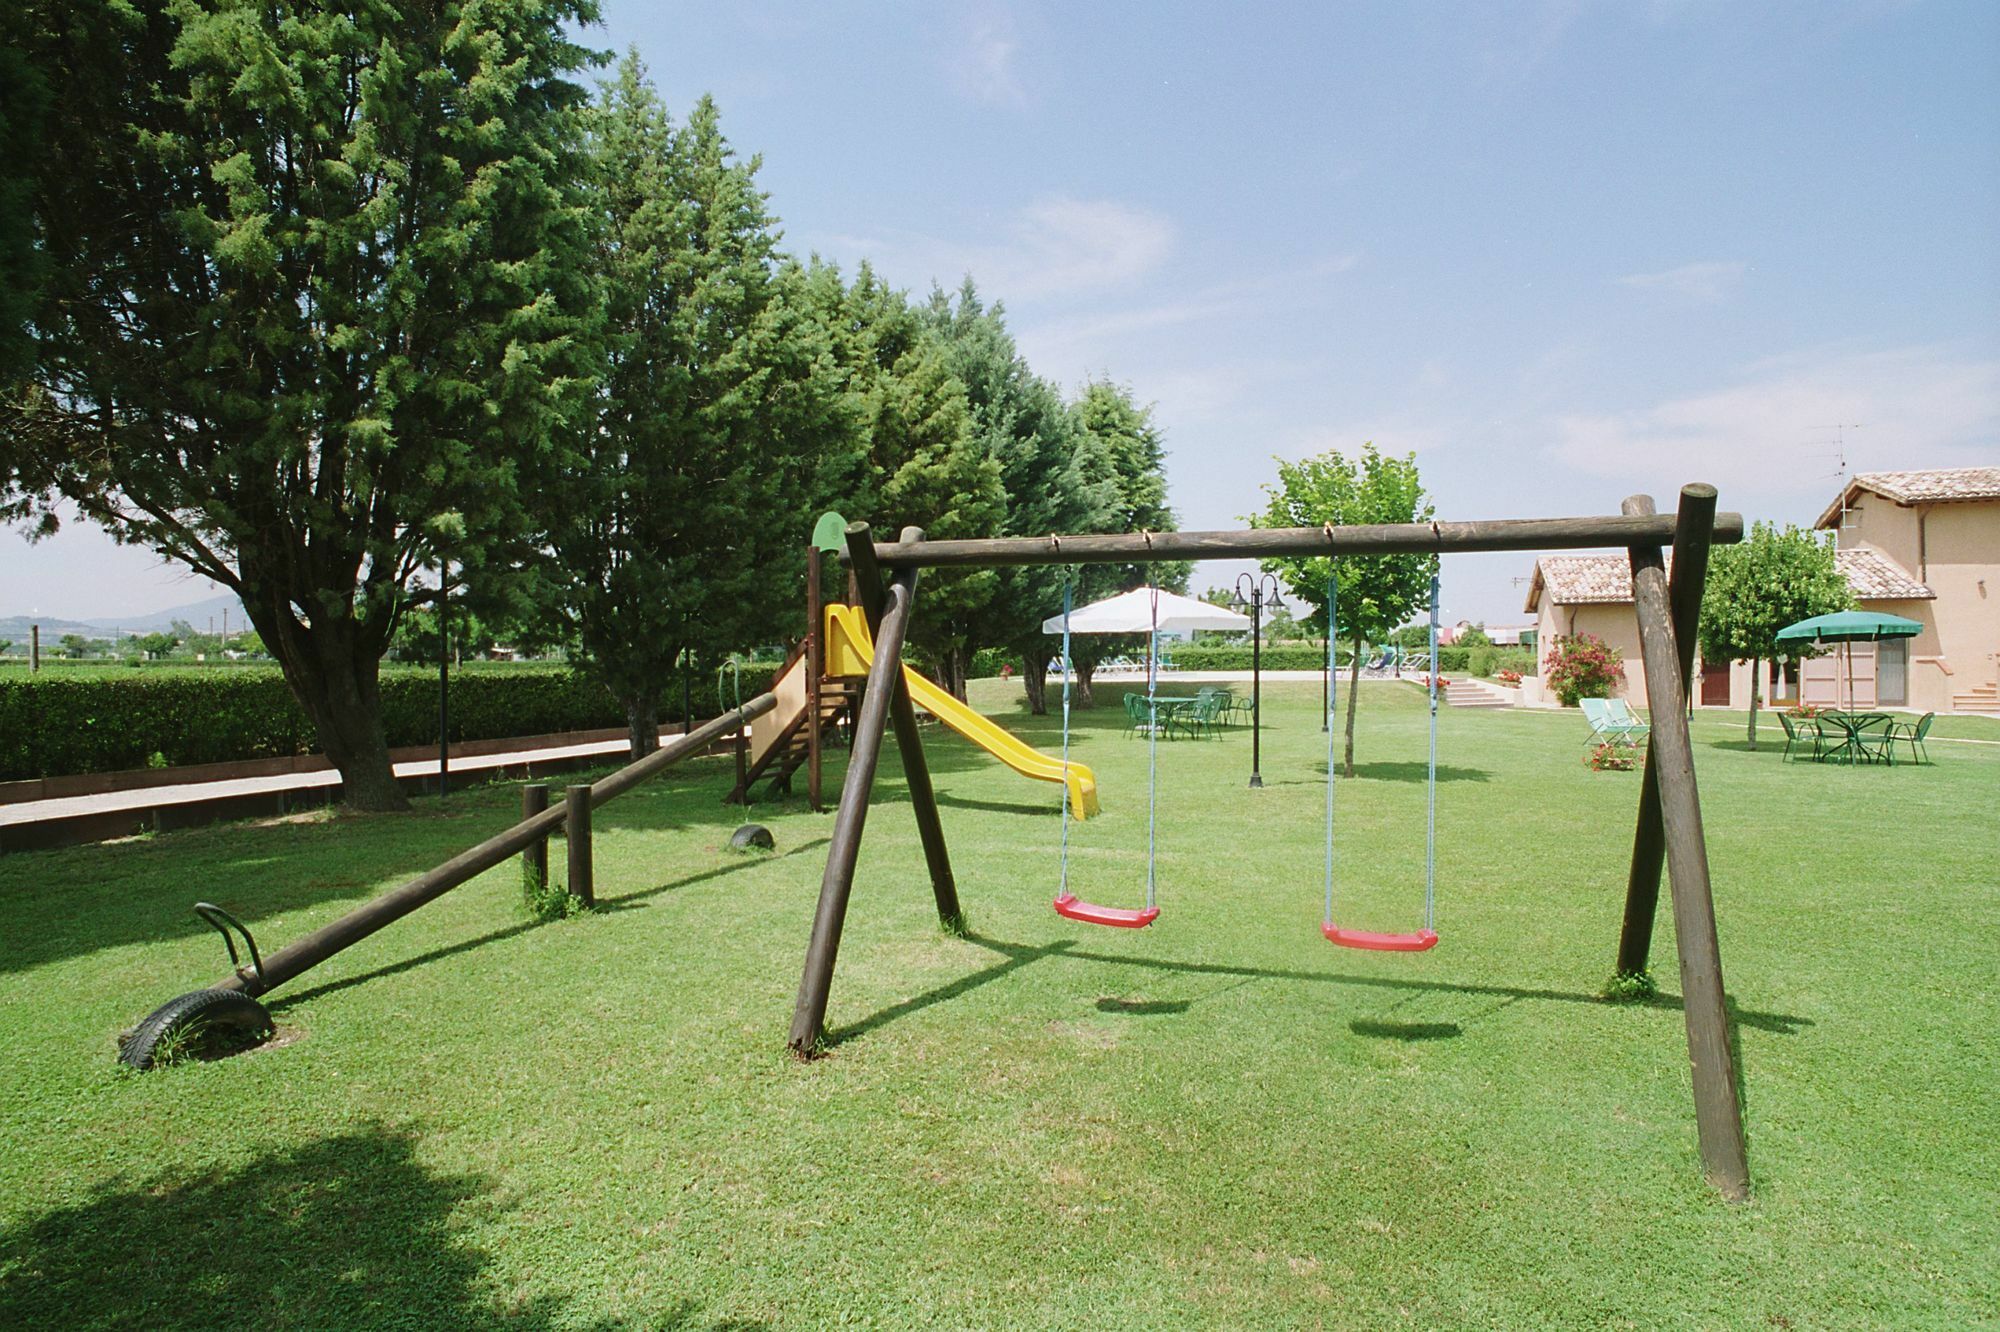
[1251,445,1433,776]
[1697,521,1851,749]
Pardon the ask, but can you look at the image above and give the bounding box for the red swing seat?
[1053,893,1160,929]
[1322,923,1438,952]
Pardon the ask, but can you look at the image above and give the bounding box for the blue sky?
[6,0,1996,624]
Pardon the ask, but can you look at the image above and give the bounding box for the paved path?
[0,735,637,836]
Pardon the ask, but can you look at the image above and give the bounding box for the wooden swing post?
[788,524,956,1055]
[1621,486,1749,1200]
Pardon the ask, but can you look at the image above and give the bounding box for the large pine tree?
[2,0,601,808]
[544,56,851,755]
[920,283,1118,711]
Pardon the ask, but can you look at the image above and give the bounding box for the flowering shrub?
[1584,741,1637,772]
[1496,669,1523,686]
[1543,633,1625,707]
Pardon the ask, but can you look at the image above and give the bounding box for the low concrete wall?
[0,728,629,806]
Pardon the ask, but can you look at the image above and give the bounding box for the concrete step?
[1443,679,1515,709]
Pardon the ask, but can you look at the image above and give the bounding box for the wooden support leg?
[1629,515,1750,1201]
[522,783,549,904]
[565,784,594,909]
[846,525,962,931]
[1617,486,1719,976]
[789,525,928,1054]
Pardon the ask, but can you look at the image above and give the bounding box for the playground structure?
[726,520,1097,820]
[729,603,1098,820]
[118,485,1755,1201]
[789,488,1755,1200]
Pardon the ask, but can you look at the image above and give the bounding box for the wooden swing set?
[789,484,1754,1200]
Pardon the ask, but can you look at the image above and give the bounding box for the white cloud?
[822,197,1176,302]
[1546,345,2000,496]
[1615,260,1748,305]
[949,12,1026,107]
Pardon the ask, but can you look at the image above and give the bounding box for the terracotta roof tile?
[1835,548,1935,600]
[1525,548,1932,610]
[1815,467,2000,528]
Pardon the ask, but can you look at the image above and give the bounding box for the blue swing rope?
[1425,570,1439,933]
[1323,564,1441,933]
[1055,569,1160,913]
[1323,570,1338,929]
[1145,581,1159,912]
[1057,573,1074,899]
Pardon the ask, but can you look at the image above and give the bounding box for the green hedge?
[1162,644,1344,672]
[0,667,717,781]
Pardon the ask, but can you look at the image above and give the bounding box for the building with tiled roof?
[1519,467,1997,714]
[1814,467,2000,529]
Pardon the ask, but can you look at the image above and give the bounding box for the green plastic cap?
[811,511,850,553]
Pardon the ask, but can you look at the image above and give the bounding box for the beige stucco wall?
[1534,601,1648,703]
[1912,504,2000,704]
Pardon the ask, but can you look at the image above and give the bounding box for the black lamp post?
[1231,572,1285,788]
[436,559,453,799]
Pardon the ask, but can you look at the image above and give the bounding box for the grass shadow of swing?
[1349,1018,1462,1041]
[833,932,1813,1045]
[1096,996,1193,1015]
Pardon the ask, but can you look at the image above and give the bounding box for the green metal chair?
[1185,691,1227,740]
[1777,712,1825,763]
[1886,712,1936,764]
[1123,691,1168,739]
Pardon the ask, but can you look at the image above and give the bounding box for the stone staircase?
[1442,677,1514,710]
[1951,680,2000,714]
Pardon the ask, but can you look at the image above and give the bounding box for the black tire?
[119,989,274,1070]
[729,824,775,851]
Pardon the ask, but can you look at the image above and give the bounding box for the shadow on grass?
[835,932,1813,1044]
[271,838,829,1012]
[931,792,1058,818]
[0,1125,636,1331]
[1350,1018,1462,1041]
[1341,761,1492,784]
[1097,996,1192,1015]
[0,756,774,980]
[825,940,1077,1047]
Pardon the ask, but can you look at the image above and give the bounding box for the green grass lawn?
[2,681,1995,1329]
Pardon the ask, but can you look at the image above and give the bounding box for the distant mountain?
[0,592,250,644]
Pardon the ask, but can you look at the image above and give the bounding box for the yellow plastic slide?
[825,604,1099,819]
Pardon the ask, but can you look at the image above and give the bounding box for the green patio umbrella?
[1775,610,1922,711]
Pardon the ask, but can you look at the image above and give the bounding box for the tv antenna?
[1809,423,1865,526]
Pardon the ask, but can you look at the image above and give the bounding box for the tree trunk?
[1746,654,1760,752]
[939,646,970,702]
[1343,627,1364,778]
[1022,652,1049,715]
[250,602,406,812]
[1075,660,1096,708]
[625,693,661,759]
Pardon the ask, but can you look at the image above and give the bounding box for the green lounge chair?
[1581,697,1647,748]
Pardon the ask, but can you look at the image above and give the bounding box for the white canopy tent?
[1040,587,1251,636]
